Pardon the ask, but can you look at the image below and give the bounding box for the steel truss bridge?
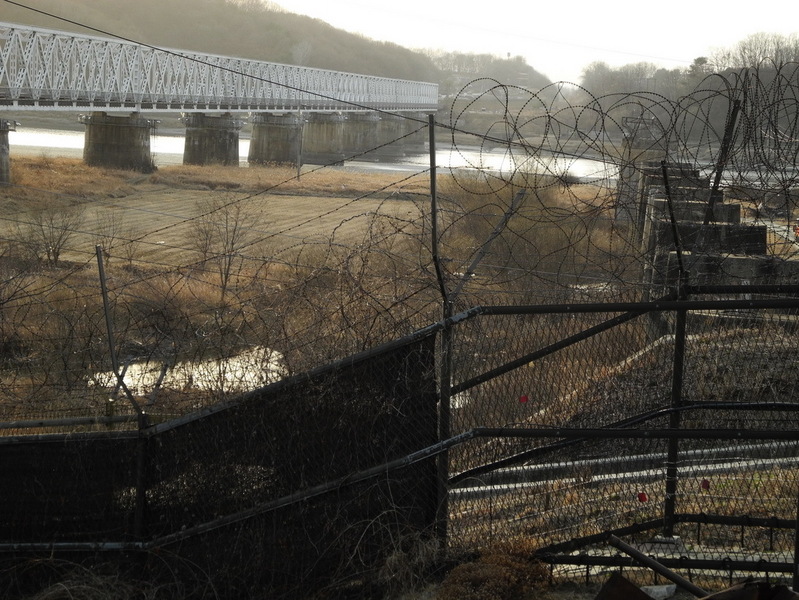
[0,21,439,113]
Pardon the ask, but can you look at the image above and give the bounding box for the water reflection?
[9,127,615,180]
[89,346,285,396]
[9,128,229,166]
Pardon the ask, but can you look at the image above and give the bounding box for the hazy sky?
[275,0,798,83]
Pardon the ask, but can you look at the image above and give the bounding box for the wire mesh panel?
[447,307,672,549]
[0,333,439,598]
[443,299,799,588]
[0,433,140,542]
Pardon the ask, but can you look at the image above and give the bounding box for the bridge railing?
[0,22,438,111]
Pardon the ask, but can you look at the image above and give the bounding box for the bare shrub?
[8,559,181,600]
[377,533,441,598]
[94,208,125,266]
[114,274,217,363]
[436,547,549,600]
[15,205,85,267]
[0,273,108,401]
[187,195,259,303]
[119,224,143,269]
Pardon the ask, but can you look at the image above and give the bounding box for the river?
[8,127,616,182]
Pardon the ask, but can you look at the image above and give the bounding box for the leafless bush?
[94,208,125,267]
[188,195,259,303]
[15,205,84,267]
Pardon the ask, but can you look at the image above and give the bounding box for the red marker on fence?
[637,492,648,502]
[700,478,710,491]
[519,395,529,403]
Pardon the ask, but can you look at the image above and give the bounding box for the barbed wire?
[0,61,798,420]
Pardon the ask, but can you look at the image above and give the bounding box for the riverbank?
[3,109,192,136]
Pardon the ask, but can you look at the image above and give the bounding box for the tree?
[711,33,799,70]
[580,61,617,97]
[18,206,85,267]
[188,196,257,303]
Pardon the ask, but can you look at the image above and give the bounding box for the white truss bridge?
[0,21,438,113]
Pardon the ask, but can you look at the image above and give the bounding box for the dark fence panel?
[0,332,439,599]
[0,434,140,542]
[142,332,439,596]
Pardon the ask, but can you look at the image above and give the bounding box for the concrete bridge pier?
[372,114,404,160]
[182,113,244,166]
[247,110,431,167]
[0,119,16,185]
[248,113,304,166]
[401,112,428,155]
[80,112,155,172]
[302,112,347,165]
[341,112,381,160]
[368,112,427,160]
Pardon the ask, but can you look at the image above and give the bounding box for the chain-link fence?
[0,331,438,598]
[2,62,799,597]
[443,294,799,590]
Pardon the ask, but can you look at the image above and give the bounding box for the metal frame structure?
[435,290,799,588]
[4,290,799,582]
[0,22,439,112]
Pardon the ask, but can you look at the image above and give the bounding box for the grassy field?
[2,157,433,267]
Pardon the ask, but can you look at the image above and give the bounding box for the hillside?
[0,0,549,89]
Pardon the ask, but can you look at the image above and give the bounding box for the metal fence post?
[429,113,452,543]
[664,278,688,538]
[793,486,799,590]
[436,320,452,542]
[96,244,149,539]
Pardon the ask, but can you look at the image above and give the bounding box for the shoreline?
[9,141,187,167]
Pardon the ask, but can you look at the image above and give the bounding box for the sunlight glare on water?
[8,128,616,180]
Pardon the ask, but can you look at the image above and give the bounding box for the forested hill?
[1,0,550,89]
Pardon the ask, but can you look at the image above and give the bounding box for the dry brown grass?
[149,162,432,198]
[7,157,432,202]
[7,157,139,203]
[435,546,550,600]
[0,157,432,271]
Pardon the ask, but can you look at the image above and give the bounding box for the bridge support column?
[341,112,381,161]
[303,112,346,165]
[182,112,243,166]
[80,112,155,172]
[403,112,429,155]
[373,114,408,160]
[372,112,427,159]
[248,113,303,166]
[0,119,15,185]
